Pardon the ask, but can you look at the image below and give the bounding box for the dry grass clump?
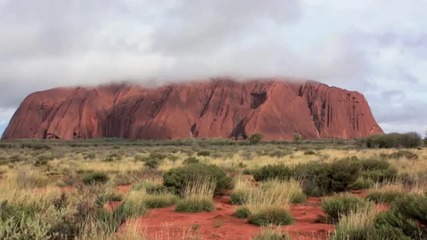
[366,182,406,203]
[331,205,377,240]
[238,179,302,226]
[230,175,253,205]
[252,227,290,240]
[175,176,216,212]
[0,169,59,209]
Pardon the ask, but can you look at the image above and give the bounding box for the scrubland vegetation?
[0,132,426,239]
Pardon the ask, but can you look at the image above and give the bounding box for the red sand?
[127,196,334,240]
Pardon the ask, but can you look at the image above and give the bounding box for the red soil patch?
[117,185,132,193]
[127,196,334,240]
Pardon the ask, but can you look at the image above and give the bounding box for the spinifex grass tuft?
[175,176,216,212]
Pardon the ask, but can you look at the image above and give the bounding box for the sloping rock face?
[1,79,383,140]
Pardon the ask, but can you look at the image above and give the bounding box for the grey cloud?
[150,0,301,55]
[0,0,426,136]
[1,0,352,110]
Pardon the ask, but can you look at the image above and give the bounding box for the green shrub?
[0,201,51,239]
[265,150,291,158]
[230,190,250,205]
[363,132,422,148]
[252,164,292,182]
[322,194,372,222]
[392,194,427,226]
[366,191,405,203]
[95,207,126,234]
[96,193,123,206]
[357,159,398,182]
[196,150,210,157]
[249,133,263,144]
[82,172,109,185]
[248,208,293,226]
[134,155,145,161]
[104,152,121,162]
[375,210,421,240]
[117,199,147,218]
[350,177,375,190]
[382,150,419,160]
[149,152,167,160]
[163,163,233,195]
[235,206,251,218]
[144,194,177,208]
[294,159,361,196]
[304,150,316,155]
[144,159,160,170]
[131,180,166,194]
[183,157,200,165]
[175,198,215,212]
[359,158,390,171]
[361,170,397,183]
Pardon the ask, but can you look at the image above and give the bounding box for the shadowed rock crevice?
[250,91,267,109]
[230,119,248,140]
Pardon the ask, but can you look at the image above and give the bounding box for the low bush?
[304,150,316,155]
[366,191,405,203]
[163,163,233,196]
[175,198,215,212]
[104,152,122,162]
[382,150,419,160]
[375,210,421,240]
[350,177,375,190]
[362,132,422,148]
[265,150,291,158]
[148,152,167,160]
[196,150,210,157]
[248,208,293,226]
[322,194,372,222]
[235,206,251,218]
[119,192,148,218]
[131,180,166,194]
[96,192,123,206]
[81,172,109,185]
[144,159,160,170]
[252,164,292,182]
[143,194,177,208]
[249,133,263,144]
[183,157,200,165]
[358,159,398,182]
[0,209,51,239]
[393,194,427,226]
[230,190,250,205]
[295,159,361,196]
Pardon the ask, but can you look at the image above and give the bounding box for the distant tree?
[424,131,427,146]
[293,132,302,146]
[249,133,263,144]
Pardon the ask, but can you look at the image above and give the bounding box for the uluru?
[1,78,383,141]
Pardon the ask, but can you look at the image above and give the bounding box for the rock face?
[1,78,383,140]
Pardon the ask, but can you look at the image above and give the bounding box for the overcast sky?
[0,0,426,136]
